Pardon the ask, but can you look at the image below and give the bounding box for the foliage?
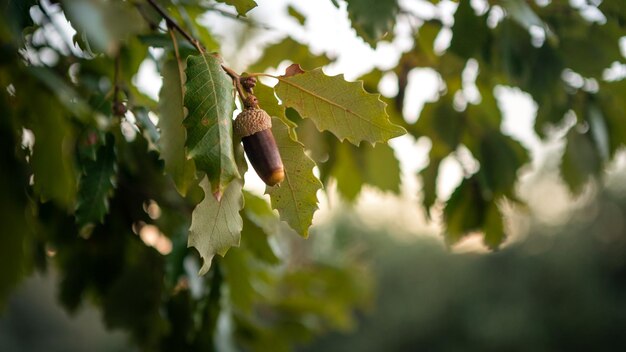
[0,0,625,350]
[304,186,626,352]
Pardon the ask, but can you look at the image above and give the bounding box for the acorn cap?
[233,108,272,138]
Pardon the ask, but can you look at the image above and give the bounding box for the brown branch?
[112,54,126,117]
[146,0,205,54]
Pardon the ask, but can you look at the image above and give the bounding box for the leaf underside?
[159,59,196,196]
[188,177,244,275]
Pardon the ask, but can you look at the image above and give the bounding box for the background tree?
[1,0,625,351]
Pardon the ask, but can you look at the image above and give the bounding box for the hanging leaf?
[346,0,399,46]
[363,143,401,193]
[333,142,363,201]
[216,0,257,16]
[444,177,486,245]
[449,0,488,59]
[420,152,443,217]
[184,54,239,199]
[266,118,322,237]
[560,128,602,195]
[188,177,244,275]
[241,202,280,265]
[159,59,197,196]
[476,132,529,198]
[274,66,406,145]
[75,134,117,228]
[331,142,401,201]
[483,202,506,250]
[29,94,77,207]
[414,94,463,155]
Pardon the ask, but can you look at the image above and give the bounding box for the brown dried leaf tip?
[234,99,284,186]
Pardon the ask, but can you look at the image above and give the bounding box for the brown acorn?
[233,96,284,186]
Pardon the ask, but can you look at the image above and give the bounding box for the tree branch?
[146,0,205,54]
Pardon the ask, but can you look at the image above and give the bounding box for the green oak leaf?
[333,142,363,201]
[274,66,406,145]
[159,59,196,196]
[598,81,626,158]
[362,143,401,194]
[75,134,117,228]
[243,190,280,235]
[266,118,322,237]
[560,128,602,195]
[241,218,280,265]
[188,177,244,275]
[29,94,76,207]
[184,54,239,199]
[332,142,401,201]
[449,0,488,59]
[249,37,332,73]
[476,132,529,198]
[443,176,508,249]
[346,0,398,46]
[444,177,486,245]
[216,0,257,16]
[483,202,506,250]
[420,152,443,217]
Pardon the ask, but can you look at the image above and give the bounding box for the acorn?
[233,95,284,186]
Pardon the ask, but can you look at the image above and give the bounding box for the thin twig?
[168,25,185,76]
[222,65,249,104]
[146,0,205,53]
[204,6,274,31]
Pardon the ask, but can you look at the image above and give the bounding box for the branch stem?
[146,0,205,53]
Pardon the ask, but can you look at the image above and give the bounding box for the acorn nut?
[234,105,284,186]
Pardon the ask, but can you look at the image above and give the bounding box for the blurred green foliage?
[304,186,626,351]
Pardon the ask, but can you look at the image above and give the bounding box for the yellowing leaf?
[188,177,244,275]
[274,67,406,145]
[184,54,239,199]
[266,118,322,237]
[159,59,196,196]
